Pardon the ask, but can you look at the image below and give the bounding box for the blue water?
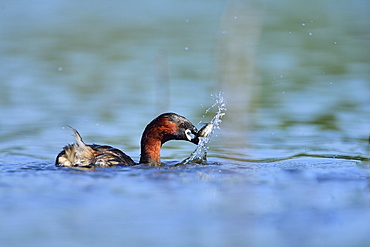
[1,0,370,246]
[1,159,369,247]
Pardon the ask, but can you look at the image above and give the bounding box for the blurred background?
[0,0,369,247]
[0,0,369,162]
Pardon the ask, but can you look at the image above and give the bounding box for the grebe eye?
[185,129,195,141]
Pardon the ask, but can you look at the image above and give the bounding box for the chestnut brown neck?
[139,136,162,166]
[139,117,176,166]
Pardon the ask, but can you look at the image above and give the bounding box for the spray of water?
[180,92,227,165]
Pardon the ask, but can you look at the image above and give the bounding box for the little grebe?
[55,113,199,167]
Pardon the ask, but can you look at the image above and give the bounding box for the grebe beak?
[191,136,200,145]
[185,127,199,145]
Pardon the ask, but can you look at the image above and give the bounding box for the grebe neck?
[139,134,162,166]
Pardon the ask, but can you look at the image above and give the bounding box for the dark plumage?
[55,113,199,167]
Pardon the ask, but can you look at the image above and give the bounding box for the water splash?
[180,92,227,165]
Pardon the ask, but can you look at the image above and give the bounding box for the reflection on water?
[217,2,261,145]
[0,0,369,246]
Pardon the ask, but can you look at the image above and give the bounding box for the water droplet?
[310,20,314,23]
[234,16,237,19]
[184,47,189,51]
[288,32,292,34]
[222,30,226,34]
[308,32,313,36]
[330,82,333,85]
[279,74,284,78]
[58,67,63,71]
[181,92,226,165]
[334,41,337,45]
[302,23,306,26]
[185,19,189,23]
[282,91,285,94]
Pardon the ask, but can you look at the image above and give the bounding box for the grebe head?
[139,113,199,166]
[144,112,199,145]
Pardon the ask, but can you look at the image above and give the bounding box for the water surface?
[0,0,369,246]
